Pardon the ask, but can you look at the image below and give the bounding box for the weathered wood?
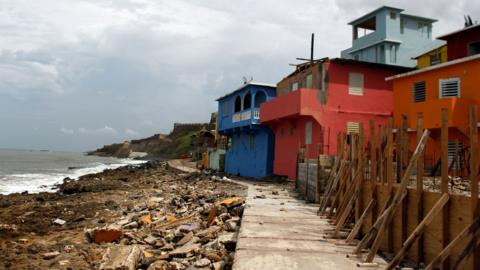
[356,124,365,227]
[451,226,480,270]
[365,129,430,262]
[425,217,480,270]
[386,118,394,252]
[386,193,450,270]
[346,198,376,243]
[416,113,425,263]
[354,191,406,254]
[400,115,409,245]
[441,108,450,270]
[470,105,479,269]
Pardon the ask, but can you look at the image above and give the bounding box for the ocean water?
[0,149,146,195]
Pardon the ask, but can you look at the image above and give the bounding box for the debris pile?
[91,192,245,270]
[0,161,247,270]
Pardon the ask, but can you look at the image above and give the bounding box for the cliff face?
[87,123,210,159]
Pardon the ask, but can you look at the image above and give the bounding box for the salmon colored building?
[260,58,409,180]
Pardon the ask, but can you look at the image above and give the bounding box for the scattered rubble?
[0,161,247,269]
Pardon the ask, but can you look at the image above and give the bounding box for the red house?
[260,58,410,180]
[437,23,480,61]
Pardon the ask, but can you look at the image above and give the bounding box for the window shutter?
[348,73,364,96]
[346,122,360,134]
[413,81,426,102]
[305,121,312,145]
[439,78,460,98]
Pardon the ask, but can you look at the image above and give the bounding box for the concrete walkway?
[166,160,388,269]
[232,182,388,270]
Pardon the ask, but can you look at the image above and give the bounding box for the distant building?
[341,6,444,67]
[260,58,410,180]
[216,83,276,178]
[412,44,448,68]
[437,23,480,61]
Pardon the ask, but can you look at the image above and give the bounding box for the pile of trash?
[85,175,245,270]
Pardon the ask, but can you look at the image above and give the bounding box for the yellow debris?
[166,215,177,222]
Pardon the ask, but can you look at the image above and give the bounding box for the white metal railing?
[253,110,260,119]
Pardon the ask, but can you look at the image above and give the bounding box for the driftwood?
[99,245,143,270]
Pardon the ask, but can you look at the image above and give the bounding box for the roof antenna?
[242,76,253,85]
[310,33,315,64]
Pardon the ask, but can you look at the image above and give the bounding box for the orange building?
[389,24,480,175]
[389,54,480,174]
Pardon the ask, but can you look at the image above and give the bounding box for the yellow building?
[413,44,448,68]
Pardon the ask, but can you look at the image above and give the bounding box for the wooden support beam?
[470,105,479,270]
[346,198,376,243]
[365,129,430,262]
[400,115,409,245]
[386,118,394,252]
[356,124,365,226]
[354,191,406,254]
[386,193,450,270]
[370,124,379,231]
[416,112,425,264]
[425,217,480,270]
[451,226,480,269]
[441,108,450,270]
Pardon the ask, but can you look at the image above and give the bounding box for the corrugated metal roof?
[437,23,480,40]
[386,53,480,81]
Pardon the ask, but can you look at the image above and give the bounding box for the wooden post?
[400,115,409,245]
[346,199,376,243]
[416,112,425,264]
[470,105,479,269]
[386,193,450,270]
[365,129,430,262]
[356,124,364,225]
[386,118,394,252]
[441,108,450,270]
[370,121,378,230]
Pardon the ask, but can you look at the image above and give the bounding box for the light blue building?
[341,6,445,67]
[216,82,276,178]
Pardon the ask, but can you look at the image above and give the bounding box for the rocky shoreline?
[0,161,247,270]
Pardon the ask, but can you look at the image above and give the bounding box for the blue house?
[341,6,445,67]
[216,82,276,178]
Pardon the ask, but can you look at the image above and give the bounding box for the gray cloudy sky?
[0,0,478,152]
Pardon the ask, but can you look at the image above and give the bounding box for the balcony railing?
[253,109,260,119]
[231,109,260,123]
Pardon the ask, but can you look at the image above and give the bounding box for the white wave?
[0,158,147,195]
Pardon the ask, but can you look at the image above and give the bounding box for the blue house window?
[223,100,229,115]
[234,96,241,112]
[250,134,256,149]
[254,91,267,107]
[243,92,252,110]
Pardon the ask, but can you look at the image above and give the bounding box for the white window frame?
[346,122,360,134]
[439,78,461,98]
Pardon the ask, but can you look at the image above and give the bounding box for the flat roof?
[348,6,437,26]
[386,53,480,81]
[282,57,411,80]
[437,23,480,40]
[216,82,275,101]
[410,40,446,59]
[348,6,403,25]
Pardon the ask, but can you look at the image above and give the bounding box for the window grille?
[439,78,460,98]
[413,81,426,102]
